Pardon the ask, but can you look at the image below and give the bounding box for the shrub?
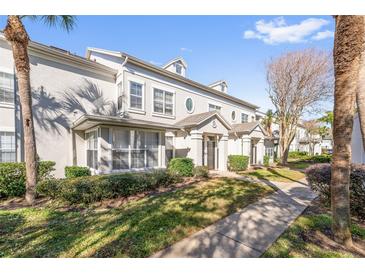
[310,154,332,163]
[0,161,55,198]
[36,169,178,204]
[65,166,91,178]
[306,163,365,220]
[288,151,308,159]
[228,155,249,171]
[263,155,270,167]
[168,158,194,177]
[193,166,209,178]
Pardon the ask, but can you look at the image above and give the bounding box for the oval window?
[185,97,194,113]
[231,111,236,121]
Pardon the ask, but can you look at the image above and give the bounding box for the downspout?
[118,54,129,116]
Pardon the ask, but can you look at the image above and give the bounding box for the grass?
[0,177,273,258]
[263,202,365,258]
[242,167,305,183]
[287,160,312,170]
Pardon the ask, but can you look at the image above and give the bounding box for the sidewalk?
[151,175,316,258]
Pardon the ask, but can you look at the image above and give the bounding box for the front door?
[207,140,216,170]
[251,142,257,165]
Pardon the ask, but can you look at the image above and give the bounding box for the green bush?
[0,161,55,198]
[228,155,249,171]
[306,163,365,220]
[263,155,270,167]
[310,154,332,163]
[168,158,194,177]
[193,166,209,178]
[65,166,91,178]
[288,151,308,159]
[37,169,179,204]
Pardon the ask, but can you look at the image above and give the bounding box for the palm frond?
[40,16,76,32]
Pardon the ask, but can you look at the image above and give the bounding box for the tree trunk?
[356,16,365,152]
[4,16,38,205]
[331,16,364,247]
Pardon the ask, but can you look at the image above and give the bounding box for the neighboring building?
[0,34,275,177]
[352,113,365,164]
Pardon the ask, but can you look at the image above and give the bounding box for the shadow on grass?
[0,178,272,258]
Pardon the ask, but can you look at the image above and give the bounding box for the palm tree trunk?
[331,16,364,247]
[4,16,38,205]
[356,16,365,152]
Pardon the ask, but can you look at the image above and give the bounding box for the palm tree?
[261,109,274,136]
[3,16,76,205]
[331,16,363,248]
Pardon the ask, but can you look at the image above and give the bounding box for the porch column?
[189,130,203,166]
[241,136,251,157]
[257,138,265,165]
[218,133,228,171]
[159,132,166,168]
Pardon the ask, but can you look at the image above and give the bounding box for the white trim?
[0,103,15,109]
[128,108,146,115]
[0,66,14,74]
[231,110,237,122]
[128,79,145,112]
[185,97,195,114]
[151,85,175,117]
[162,57,188,69]
[0,127,15,132]
[207,102,222,112]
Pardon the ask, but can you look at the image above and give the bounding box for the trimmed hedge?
[0,161,55,198]
[288,151,308,159]
[36,169,181,204]
[168,157,194,177]
[65,166,91,178]
[228,155,249,171]
[306,163,365,220]
[310,154,332,163]
[193,166,209,179]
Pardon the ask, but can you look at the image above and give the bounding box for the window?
[0,72,14,104]
[86,131,98,169]
[0,132,15,162]
[112,128,129,170]
[185,97,194,113]
[208,103,221,112]
[231,111,236,121]
[112,129,160,170]
[175,63,182,74]
[165,136,174,165]
[129,81,143,110]
[265,147,274,158]
[241,113,248,123]
[153,88,174,116]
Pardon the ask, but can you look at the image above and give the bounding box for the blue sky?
[0,16,335,113]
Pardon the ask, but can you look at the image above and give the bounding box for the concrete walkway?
[151,173,316,258]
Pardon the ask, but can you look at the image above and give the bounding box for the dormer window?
[175,63,182,75]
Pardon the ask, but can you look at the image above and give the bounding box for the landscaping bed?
[263,199,365,258]
[0,177,274,257]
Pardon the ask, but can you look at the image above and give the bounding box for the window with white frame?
[241,113,248,123]
[0,132,16,162]
[265,147,274,158]
[208,103,221,112]
[0,72,14,104]
[112,129,160,170]
[153,88,174,116]
[129,81,143,110]
[86,131,98,169]
[175,63,182,75]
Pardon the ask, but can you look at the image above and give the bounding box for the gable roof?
[208,80,227,88]
[174,111,231,130]
[230,121,268,136]
[85,48,259,110]
[162,57,188,69]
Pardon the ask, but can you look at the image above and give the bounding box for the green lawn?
[242,167,305,183]
[263,212,365,258]
[0,177,273,258]
[287,160,312,170]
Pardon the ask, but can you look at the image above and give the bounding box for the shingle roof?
[174,111,231,129]
[230,121,267,135]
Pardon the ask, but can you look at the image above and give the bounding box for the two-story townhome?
[0,33,274,177]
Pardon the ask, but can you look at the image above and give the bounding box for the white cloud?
[243,17,332,45]
[180,47,193,53]
[311,30,334,41]
[149,60,162,66]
